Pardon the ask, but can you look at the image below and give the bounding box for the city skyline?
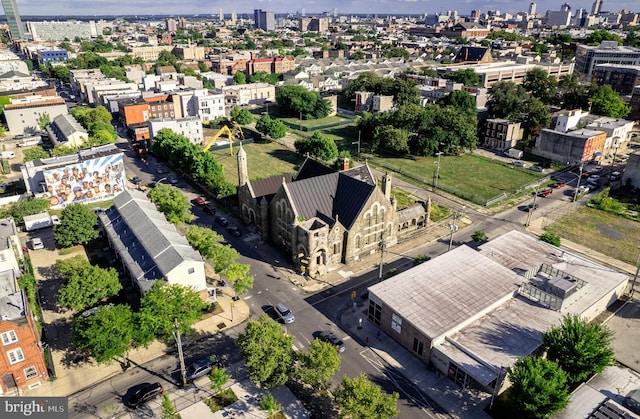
[3,1,637,17]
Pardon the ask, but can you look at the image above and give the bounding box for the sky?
[6,1,637,17]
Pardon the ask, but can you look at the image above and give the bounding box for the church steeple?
[237,141,248,186]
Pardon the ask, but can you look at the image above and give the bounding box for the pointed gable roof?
[248,174,293,202]
[295,157,337,181]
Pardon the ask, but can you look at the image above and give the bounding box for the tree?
[223,262,254,296]
[137,282,209,344]
[487,81,528,120]
[56,256,122,311]
[0,198,49,224]
[22,146,49,163]
[558,74,590,111]
[539,232,561,246]
[508,357,569,419]
[438,90,476,115]
[148,183,193,224]
[542,314,615,386]
[334,374,399,419]
[233,108,253,124]
[260,393,281,417]
[209,243,240,273]
[51,145,78,157]
[54,204,99,247]
[588,84,631,118]
[471,230,488,243]
[160,393,179,419]
[37,113,51,130]
[523,68,558,105]
[71,304,135,363]
[522,97,551,137]
[276,85,331,119]
[236,314,294,388]
[295,132,339,161]
[186,226,224,258]
[296,338,341,390]
[442,68,480,86]
[233,71,247,85]
[374,125,409,154]
[209,366,231,392]
[585,30,623,45]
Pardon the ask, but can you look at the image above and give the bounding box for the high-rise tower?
[591,0,602,15]
[1,0,25,40]
[528,2,537,16]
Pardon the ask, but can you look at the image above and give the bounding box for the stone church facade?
[237,144,429,276]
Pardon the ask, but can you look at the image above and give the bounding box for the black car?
[526,203,539,212]
[203,204,217,215]
[131,176,142,184]
[318,331,346,353]
[215,216,229,226]
[127,382,163,408]
[227,226,241,237]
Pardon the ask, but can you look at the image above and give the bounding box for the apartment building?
[169,88,225,122]
[576,41,640,79]
[3,96,67,135]
[246,56,296,76]
[129,45,174,62]
[222,83,275,106]
[592,64,640,94]
[148,117,203,145]
[484,119,524,150]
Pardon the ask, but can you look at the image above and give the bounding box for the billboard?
[43,153,126,208]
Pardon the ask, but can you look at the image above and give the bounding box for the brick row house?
[0,218,48,395]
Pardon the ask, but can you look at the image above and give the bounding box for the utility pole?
[433,152,442,192]
[630,249,640,298]
[352,130,361,156]
[572,162,584,204]
[174,318,187,387]
[377,238,385,281]
[448,207,465,251]
[525,185,540,227]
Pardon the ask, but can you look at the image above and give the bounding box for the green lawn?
[545,207,640,265]
[210,142,304,186]
[366,153,544,204]
[280,115,349,128]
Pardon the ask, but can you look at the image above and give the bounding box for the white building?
[3,96,68,135]
[576,41,640,79]
[222,82,275,106]
[27,20,100,42]
[85,79,139,105]
[148,117,203,145]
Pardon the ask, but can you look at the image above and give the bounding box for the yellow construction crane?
[202,124,245,154]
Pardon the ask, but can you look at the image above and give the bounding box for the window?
[1,330,18,345]
[24,366,37,379]
[188,267,195,274]
[391,313,402,333]
[7,348,24,364]
[413,338,424,356]
[368,300,381,326]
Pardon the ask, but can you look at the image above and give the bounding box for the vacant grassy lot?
[545,207,640,265]
[280,115,350,128]
[210,142,304,186]
[367,153,543,204]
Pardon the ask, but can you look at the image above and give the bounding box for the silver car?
[274,303,295,324]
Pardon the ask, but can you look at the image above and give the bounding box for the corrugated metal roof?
[369,245,521,340]
[249,174,292,200]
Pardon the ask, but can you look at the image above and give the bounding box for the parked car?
[192,197,206,206]
[274,303,295,324]
[168,175,179,184]
[127,382,163,409]
[512,161,527,168]
[215,216,229,226]
[610,171,622,181]
[156,166,167,174]
[526,203,539,212]
[538,188,553,197]
[30,237,44,250]
[227,226,241,237]
[530,165,544,172]
[577,185,590,194]
[185,357,219,383]
[203,204,217,215]
[550,181,567,189]
[131,176,142,184]
[318,331,346,353]
[624,389,640,415]
[587,174,600,183]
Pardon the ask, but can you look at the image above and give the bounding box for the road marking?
[257,291,262,294]
[243,295,252,300]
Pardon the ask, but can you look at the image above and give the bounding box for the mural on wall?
[42,154,126,208]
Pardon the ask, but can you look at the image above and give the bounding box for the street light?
[572,162,584,204]
[448,206,465,251]
[629,248,640,298]
[377,237,386,281]
[525,184,540,227]
[433,152,443,192]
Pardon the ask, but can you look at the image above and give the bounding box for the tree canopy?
[236,314,294,388]
[230,106,253,124]
[508,357,569,419]
[255,115,287,139]
[294,132,339,161]
[276,85,332,120]
[54,204,99,247]
[588,84,631,118]
[343,72,420,107]
[334,374,399,419]
[296,338,341,390]
[542,314,615,386]
[22,146,49,163]
[0,198,49,224]
[56,256,121,311]
[442,68,481,86]
[148,183,193,224]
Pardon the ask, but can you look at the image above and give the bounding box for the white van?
[0,151,15,159]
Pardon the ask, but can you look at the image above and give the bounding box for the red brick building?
[246,56,296,76]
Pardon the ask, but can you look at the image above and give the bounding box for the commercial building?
[576,41,640,79]
[0,219,47,395]
[3,96,67,135]
[84,79,139,105]
[26,20,100,42]
[254,9,275,32]
[33,49,69,65]
[533,127,607,164]
[222,82,275,106]
[367,230,629,394]
[592,64,640,94]
[128,46,174,62]
[1,0,25,39]
[99,190,208,301]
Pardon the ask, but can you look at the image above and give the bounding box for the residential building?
[0,222,47,395]
[484,119,524,150]
[169,89,225,122]
[33,49,68,65]
[148,117,203,145]
[367,230,629,395]
[441,23,490,39]
[592,64,640,94]
[172,46,205,61]
[354,91,394,113]
[246,56,296,76]
[576,41,640,79]
[3,96,67,135]
[85,79,138,105]
[629,86,640,121]
[70,68,106,98]
[238,153,430,276]
[254,9,275,32]
[308,17,329,33]
[222,83,275,106]
[1,0,25,39]
[27,20,100,42]
[211,52,251,76]
[99,190,209,301]
[129,46,174,62]
[20,144,126,206]
[453,46,492,64]
[533,128,607,164]
[622,151,640,188]
[46,113,89,148]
